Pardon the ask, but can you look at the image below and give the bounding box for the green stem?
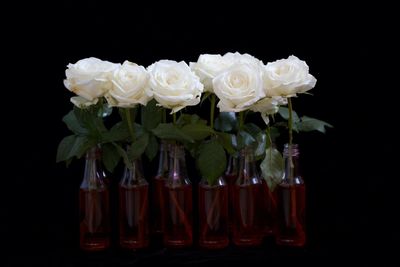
[210,94,216,129]
[173,112,177,125]
[162,109,167,123]
[126,108,136,142]
[287,98,294,178]
[266,125,273,148]
[239,111,244,130]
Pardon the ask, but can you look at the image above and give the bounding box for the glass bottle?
[198,176,229,249]
[261,179,277,237]
[119,158,149,249]
[163,144,193,248]
[224,155,238,233]
[232,146,264,246]
[79,146,110,251]
[151,140,169,234]
[275,144,306,247]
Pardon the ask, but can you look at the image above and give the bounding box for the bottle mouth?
[168,144,185,158]
[283,143,299,156]
[86,146,101,159]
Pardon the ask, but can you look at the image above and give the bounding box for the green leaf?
[214,112,238,132]
[216,132,236,154]
[145,134,159,161]
[128,133,150,160]
[297,116,333,133]
[260,147,284,192]
[197,139,227,185]
[255,132,267,158]
[62,110,88,135]
[97,102,113,118]
[112,142,131,168]
[244,123,262,138]
[101,143,121,172]
[152,123,194,143]
[56,135,96,162]
[237,130,256,150]
[101,122,129,143]
[74,107,107,138]
[181,123,214,141]
[141,99,162,131]
[278,107,300,123]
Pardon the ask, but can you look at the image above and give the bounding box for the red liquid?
[79,189,110,251]
[232,183,264,246]
[275,183,306,246]
[198,184,229,249]
[152,176,165,234]
[119,185,149,249]
[262,180,277,236]
[224,174,237,233]
[163,184,193,248]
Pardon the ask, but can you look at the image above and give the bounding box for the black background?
[4,1,395,266]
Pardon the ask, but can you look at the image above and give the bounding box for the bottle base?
[120,239,149,249]
[232,237,263,247]
[80,240,110,251]
[164,239,192,248]
[276,238,306,247]
[199,238,229,249]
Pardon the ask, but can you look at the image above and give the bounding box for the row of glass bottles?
[79,143,305,251]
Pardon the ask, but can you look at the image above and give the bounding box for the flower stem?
[239,111,244,130]
[287,98,294,179]
[266,125,273,148]
[162,109,167,123]
[173,112,177,125]
[210,94,216,129]
[126,108,135,142]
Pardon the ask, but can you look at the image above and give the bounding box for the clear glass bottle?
[232,146,264,246]
[151,140,169,235]
[119,158,149,249]
[275,144,306,247]
[163,144,193,248]
[79,146,110,251]
[198,177,229,249]
[224,155,238,234]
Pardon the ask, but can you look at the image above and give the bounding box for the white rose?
[105,61,151,108]
[223,52,265,66]
[64,57,119,101]
[264,55,317,97]
[190,54,232,93]
[147,60,203,113]
[251,96,287,124]
[213,63,265,112]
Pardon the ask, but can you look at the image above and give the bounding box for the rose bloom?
[64,57,119,103]
[190,54,232,93]
[105,61,151,108]
[213,63,265,112]
[147,60,203,113]
[264,55,317,97]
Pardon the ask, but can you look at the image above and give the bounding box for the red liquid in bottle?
[224,173,237,233]
[199,181,229,249]
[152,175,166,234]
[79,189,110,251]
[275,183,306,246]
[119,185,149,249]
[262,180,277,236]
[163,184,193,248]
[232,183,264,246]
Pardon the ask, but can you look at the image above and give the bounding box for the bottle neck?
[168,144,188,182]
[121,159,147,186]
[283,143,301,182]
[82,146,106,190]
[238,147,259,181]
[156,141,169,177]
[225,155,238,176]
